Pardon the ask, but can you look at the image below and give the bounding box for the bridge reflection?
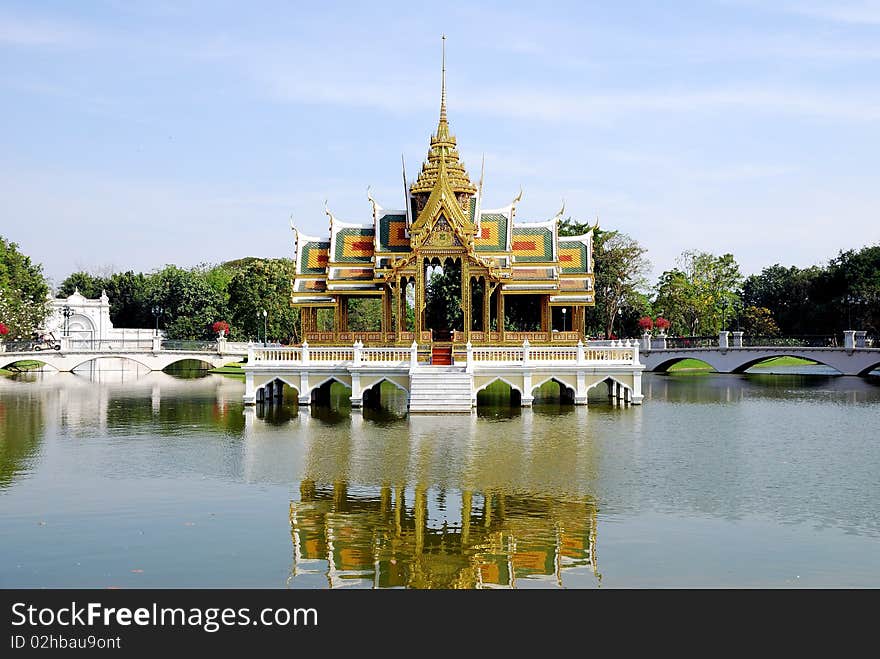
[289,481,599,589]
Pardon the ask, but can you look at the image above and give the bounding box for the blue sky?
[2,1,878,288]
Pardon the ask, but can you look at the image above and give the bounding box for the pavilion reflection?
[289,480,599,589]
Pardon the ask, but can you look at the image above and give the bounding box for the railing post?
[522,339,530,366]
[410,341,418,369]
[302,340,310,364]
[719,331,729,351]
[651,333,667,351]
[217,336,227,355]
[855,331,867,349]
[632,339,640,366]
[843,330,855,352]
[642,332,651,353]
[353,339,362,366]
[731,331,743,348]
[466,341,473,373]
[152,335,162,353]
[60,335,72,352]
[247,342,254,364]
[577,340,585,365]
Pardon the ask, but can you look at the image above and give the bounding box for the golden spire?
[410,35,476,199]
[439,34,447,129]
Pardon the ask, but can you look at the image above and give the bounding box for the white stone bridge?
[641,330,879,377]
[243,341,645,412]
[0,337,249,373]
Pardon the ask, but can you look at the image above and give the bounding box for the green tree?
[103,271,150,328]
[558,221,650,339]
[0,236,50,340]
[145,265,230,340]
[57,271,106,299]
[828,245,880,334]
[654,250,743,335]
[348,298,383,332]
[425,261,463,332]
[742,264,823,335]
[742,306,780,336]
[226,259,299,342]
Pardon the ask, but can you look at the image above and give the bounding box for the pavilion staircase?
[408,365,473,413]
[430,344,453,365]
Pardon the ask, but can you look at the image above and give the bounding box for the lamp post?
[62,305,72,337]
[617,306,624,339]
[262,309,268,346]
[151,306,163,337]
[561,307,567,332]
[721,298,728,332]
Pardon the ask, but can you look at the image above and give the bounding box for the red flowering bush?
[655,317,670,332]
[212,320,230,336]
[0,322,8,336]
[638,316,654,331]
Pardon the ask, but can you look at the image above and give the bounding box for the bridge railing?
[741,335,839,348]
[664,336,719,349]
[67,338,156,351]
[0,340,48,353]
[161,340,219,352]
[469,341,638,366]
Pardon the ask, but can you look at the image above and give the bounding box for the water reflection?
[2,367,879,587]
[290,481,598,588]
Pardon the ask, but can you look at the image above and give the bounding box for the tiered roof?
[291,39,594,306]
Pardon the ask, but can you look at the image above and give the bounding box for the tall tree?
[0,236,50,340]
[654,250,743,335]
[145,265,230,340]
[57,271,106,299]
[558,220,651,339]
[226,259,299,342]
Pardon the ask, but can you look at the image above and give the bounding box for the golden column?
[382,287,393,335]
[461,258,471,341]
[482,280,492,338]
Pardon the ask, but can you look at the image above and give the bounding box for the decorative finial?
[511,186,523,205]
[440,34,447,125]
[289,213,296,231]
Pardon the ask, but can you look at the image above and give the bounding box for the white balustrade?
[247,342,638,366]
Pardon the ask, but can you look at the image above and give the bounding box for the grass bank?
[209,361,246,376]
[667,356,817,373]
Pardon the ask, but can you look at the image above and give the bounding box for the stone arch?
[67,313,96,340]
[857,360,880,377]
[0,357,56,372]
[308,374,352,396]
[161,357,216,371]
[474,376,523,396]
[260,375,300,397]
[363,376,410,394]
[67,354,154,372]
[585,375,634,399]
[651,356,717,372]
[730,353,840,374]
[530,375,576,397]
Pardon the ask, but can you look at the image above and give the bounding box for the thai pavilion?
[290,41,595,349]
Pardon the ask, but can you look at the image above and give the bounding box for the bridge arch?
[730,354,839,374]
[0,357,56,372]
[650,356,717,373]
[586,375,635,401]
[67,355,154,372]
[162,357,217,371]
[308,375,352,396]
[365,377,409,395]
[531,375,575,399]
[858,360,880,377]
[474,376,523,396]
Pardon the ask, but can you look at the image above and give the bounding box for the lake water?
[1,367,879,588]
